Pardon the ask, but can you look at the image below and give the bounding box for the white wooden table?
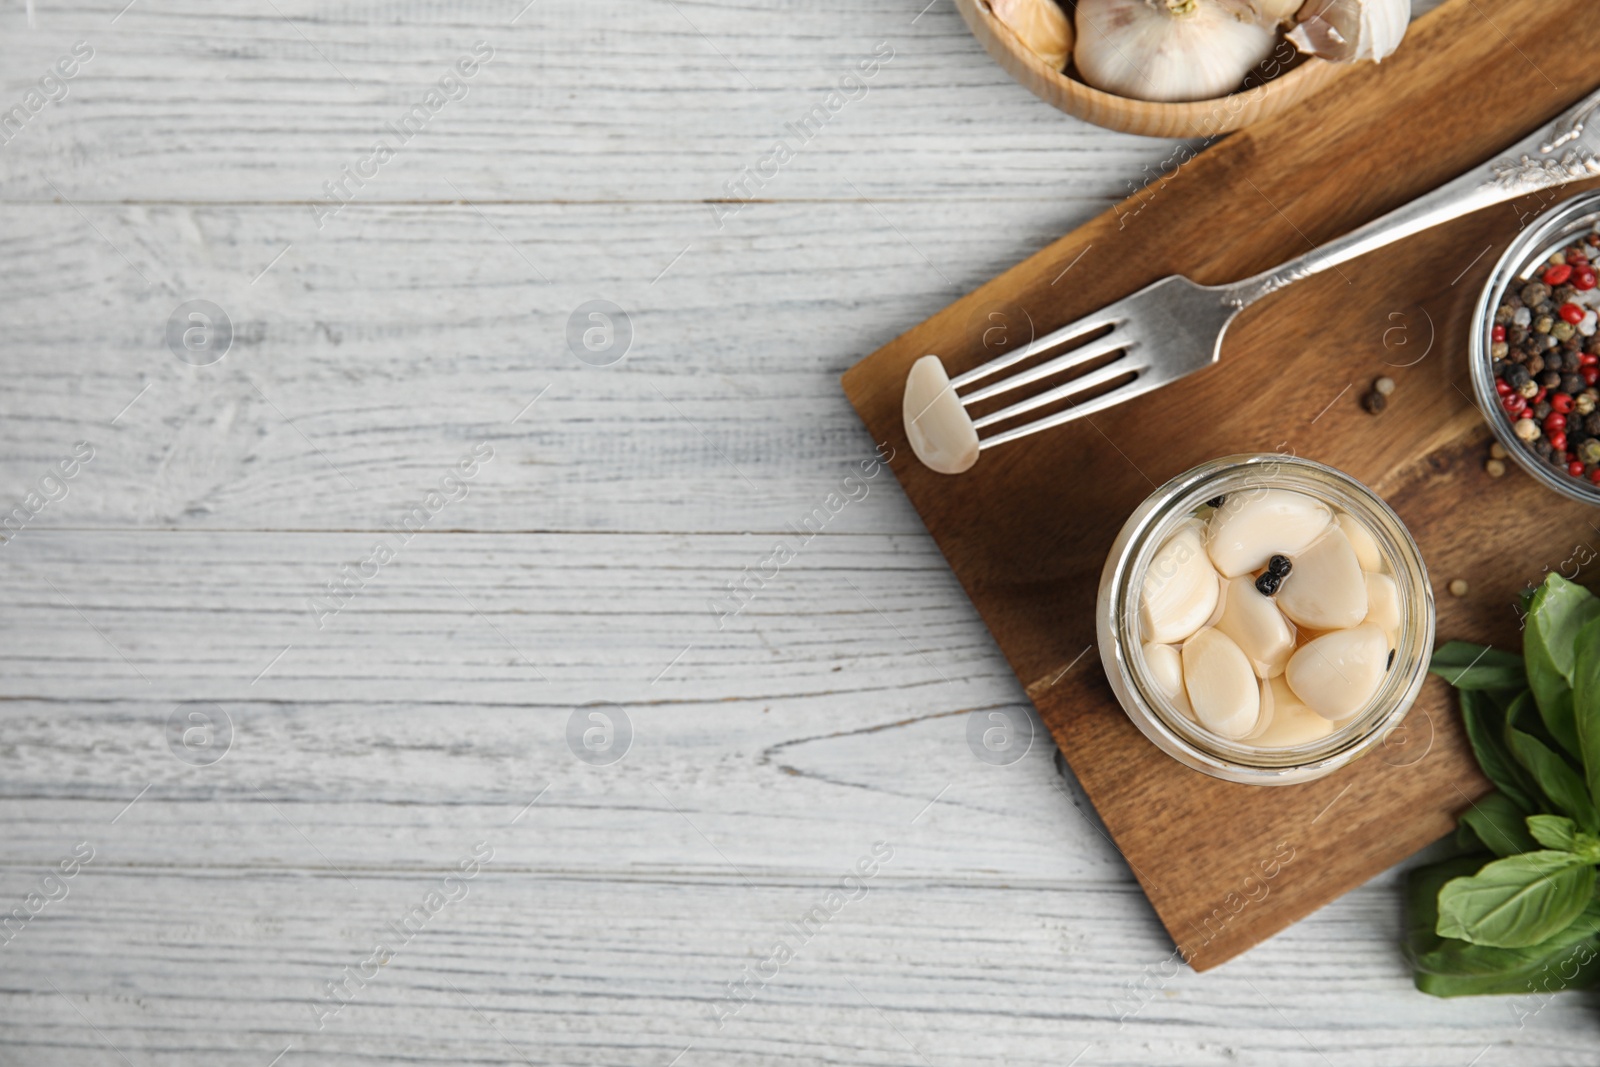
[4,1,1594,1064]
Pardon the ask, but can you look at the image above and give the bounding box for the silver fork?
[904,86,1600,475]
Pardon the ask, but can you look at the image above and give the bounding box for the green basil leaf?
[1437,851,1597,948]
[1527,814,1580,852]
[1508,726,1600,832]
[1407,854,1491,961]
[1414,903,1600,997]
[1524,575,1600,756]
[1430,641,1529,691]
[1459,689,1541,814]
[1459,793,1540,857]
[1571,614,1600,815]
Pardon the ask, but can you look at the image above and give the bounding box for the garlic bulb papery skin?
[1288,0,1408,63]
[991,0,1074,71]
[1074,0,1279,103]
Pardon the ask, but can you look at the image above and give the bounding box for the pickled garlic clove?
[1275,527,1368,631]
[1141,521,1220,644]
[1285,623,1388,720]
[1337,512,1383,572]
[902,355,979,475]
[1143,641,1194,720]
[1215,575,1296,679]
[1251,675,1337,747]
[1181,628,1261,740]
[1363,571,1400,644]
[1244,675,1275,741]
[1205,489,1332,578]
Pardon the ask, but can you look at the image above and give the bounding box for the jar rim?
[1097,453,1436,785]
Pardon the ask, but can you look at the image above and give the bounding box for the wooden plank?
[843,0,1600,970]
[0,0,1177,205]
[9,868,1591,1067]
[0,199,1085,535]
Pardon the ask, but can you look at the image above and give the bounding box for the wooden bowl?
[955,0,1347,138]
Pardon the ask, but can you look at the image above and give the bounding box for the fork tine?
[959,330,1136,407]
[977,370,1161,451]
[948,309,1125,391]
[969,355,1140,431]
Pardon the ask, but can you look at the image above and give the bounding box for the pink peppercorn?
[1561,303,1586,325]
[1546,264,1574,285]
[1553,393,1575,414]
[1571,460,1586,477]
[1550,431,1570,452]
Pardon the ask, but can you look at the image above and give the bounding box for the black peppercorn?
[1206,495,1225,508]
[1386,649,1395,670]
[1534,401,1554,420]
[1536,438,1554,458]
[1564,373,1586,395]
[1362,391,1387,414]
[1541,370,1563,388]
[1522,282,1552,306]
[1509,365,1533,389]
[1586,411,1600,436]
[1267,554,1292,577]
[1255,571,1283,597]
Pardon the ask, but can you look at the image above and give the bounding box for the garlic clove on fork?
[903,355,981,475]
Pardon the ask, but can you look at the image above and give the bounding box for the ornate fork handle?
[1220,86,1600,311]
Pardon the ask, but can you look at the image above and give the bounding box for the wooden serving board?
[843,0,1600,971]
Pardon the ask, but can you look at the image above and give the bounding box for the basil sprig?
[1410,574,1600,997]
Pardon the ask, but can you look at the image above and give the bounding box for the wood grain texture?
[844,0,1600,971]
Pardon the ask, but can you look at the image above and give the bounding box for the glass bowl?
[1096,454,1435,785]
[1471,189,1600,505]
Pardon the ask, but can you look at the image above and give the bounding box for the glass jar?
[1096,454,1435,785]
[1470,189,1600,504]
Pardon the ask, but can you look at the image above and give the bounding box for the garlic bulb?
[991,0,1074,71]
[1288,0,1408,62]
[1252,0,1304,26]
[1074,0,1279,103]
